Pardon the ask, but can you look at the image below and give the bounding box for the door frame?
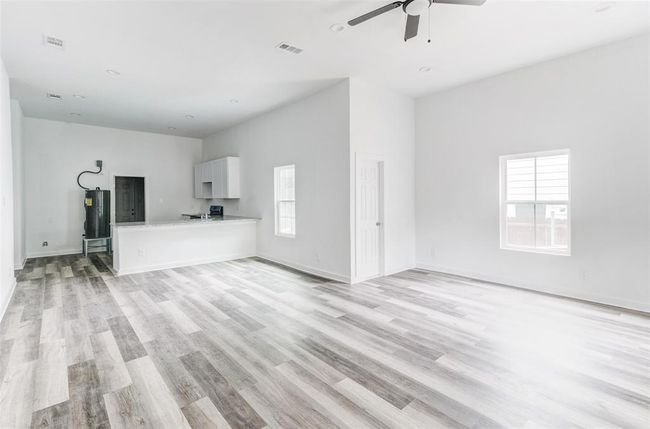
[110,172,148,225]
[353,152,385,283]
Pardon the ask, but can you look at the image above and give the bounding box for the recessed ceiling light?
[185,115,194,119]
[229,99,239,104]
[595,1,615,13]
[69,112,82,117]
[419,66,432,73]
[72,94,86,99]
[168,126,176,131]
[105,69,121,76]
[329,23,345,32]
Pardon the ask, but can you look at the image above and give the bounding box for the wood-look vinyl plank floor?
[0,254,648,428]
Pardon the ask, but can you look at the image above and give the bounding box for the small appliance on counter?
[182,205,224,219]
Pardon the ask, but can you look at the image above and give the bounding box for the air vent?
[276,42,303,54]
[43,35,65,49]
[46,93,63,100]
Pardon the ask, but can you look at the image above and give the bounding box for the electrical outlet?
[580,270,587,281]
[315,252,321,263]
[430,247,435,258]
[42,241,48,247]
[138,248,145,257]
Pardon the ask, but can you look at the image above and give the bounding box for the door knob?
[376,222,381,226]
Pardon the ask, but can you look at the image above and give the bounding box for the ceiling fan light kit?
[348,0,487,42]
[404,0,431,16]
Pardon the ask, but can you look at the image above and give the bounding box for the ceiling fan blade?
[348,1,403,26]
[432,0,487,5]
[404,14,420,41]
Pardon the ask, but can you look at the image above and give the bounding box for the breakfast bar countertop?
[113,215,260,229]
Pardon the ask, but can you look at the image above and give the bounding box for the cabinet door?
[225,157,240,198]
[211,159,225,198]
[194,164,203,198]
[201,162,212,182]
[220,159,228,197]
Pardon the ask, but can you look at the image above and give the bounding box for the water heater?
[84,189,110,239]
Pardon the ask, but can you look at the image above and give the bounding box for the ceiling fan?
[348,0,486,42]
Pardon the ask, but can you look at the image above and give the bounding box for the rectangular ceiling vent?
[43,35,65,49]
[46,92,63,100]
[276,42,303,55]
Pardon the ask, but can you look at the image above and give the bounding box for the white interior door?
[356,156,383,281]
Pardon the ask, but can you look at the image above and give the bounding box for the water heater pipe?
[77,160,103,190]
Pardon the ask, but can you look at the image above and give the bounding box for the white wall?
[0,58,16,318]
[11,99,24,269]
[349,78,416,280]
[202,81,352,281]
[23,118,202,257]
[415,35,650,312]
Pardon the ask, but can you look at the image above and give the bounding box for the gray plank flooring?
[0,254,649,428]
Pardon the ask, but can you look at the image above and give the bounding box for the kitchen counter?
[112,216,258,275]
[113,215,259,229]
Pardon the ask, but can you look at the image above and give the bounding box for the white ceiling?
[2,0,648,138]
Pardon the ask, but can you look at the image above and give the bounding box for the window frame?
[274,164,296,238]
[499,149,571,256]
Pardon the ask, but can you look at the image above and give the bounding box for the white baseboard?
[352,274,380,283]
[256,253,351,283]
[13,257,26,270]
[0,277,17,324]
[351,263,416,284]
[26,248,82,258]
[115,253,256,276]
[416,262,650,314]
[384,263,416,277]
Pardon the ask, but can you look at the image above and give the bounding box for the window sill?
[275,233,296,239]
[500,245,570,257]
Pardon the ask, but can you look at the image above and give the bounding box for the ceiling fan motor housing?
[403,0,432,15]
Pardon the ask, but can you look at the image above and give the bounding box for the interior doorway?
[115,176,145,223]
[355,154,384,282]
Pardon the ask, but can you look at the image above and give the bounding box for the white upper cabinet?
[194,157,240,199]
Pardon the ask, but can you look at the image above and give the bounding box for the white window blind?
[274,165,295,237]
[500,150,570,255]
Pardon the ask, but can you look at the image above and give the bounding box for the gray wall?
[11,100,24,269]
[202,81,352,281]
[415,35,649,311]
[0,58,15,318]
[349,78,416,280]
[23,118,203,257]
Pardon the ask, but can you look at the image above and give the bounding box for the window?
[274,164,295,237]
[500,150,570,255]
